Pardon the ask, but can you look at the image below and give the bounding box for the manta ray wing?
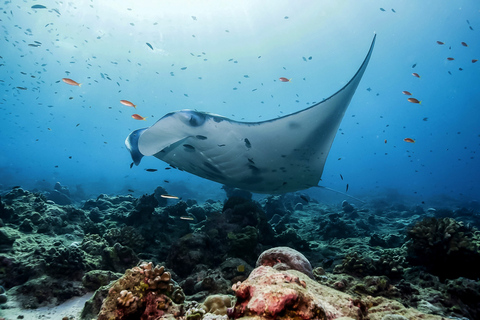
[126,35,376,194]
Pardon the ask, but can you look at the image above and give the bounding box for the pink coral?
[231,266,339,319]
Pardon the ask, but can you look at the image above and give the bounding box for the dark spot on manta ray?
[204,162,222,174]
[244,138,251,148]
[289,122,301,129]
[248,164,260,173]
[196,135,207,140]
[212,116,223,123]
[218,144,226,147]
[248,158,255,164]
[240,176,264,184]
[183,144,195,151]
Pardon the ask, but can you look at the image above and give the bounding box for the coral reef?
[96,262,185,320]
[0,185,478,319]
[406,217,480,279]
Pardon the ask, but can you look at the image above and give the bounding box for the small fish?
[447,57,454,61]
[127,189,135,193]
[62,78,81,86]
[391,8,396,13]
[384,139,387,144]
[146,42,154,50]
[404,138,415,143]
[279,77,291,82]
[180,216,194,221]
[436,41,444,45]
[130,162,134,168]
[31,4,47,9]
[120,100,136,108]
[472,59,478,63]
[461,42,468,47]
[237,265,245,272]
[16,86,27,90]
[161,194,180,199]
[407,98,421,104]
[379,8,386,11]
[132,114,146,120]
[346,184,349,192]
[402,91,412,95]
[412,73,420,78]
[340,174,343,180]
[412,63,417,68]
[145,168,158,172]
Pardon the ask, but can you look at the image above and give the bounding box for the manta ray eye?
[181,111,206,127]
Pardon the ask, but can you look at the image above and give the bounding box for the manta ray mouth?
[126,34,376,194]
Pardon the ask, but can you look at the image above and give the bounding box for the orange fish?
[412,73,420,78]
[402,91,412,96]
[447,57,455,61]
[407,98,421,104]
[436,41,444,45]
[131,114,146,120]
[404,138,415,143]
[62,78,81,86]
[279,77,291,82]
[461,42,468,47]
[120,100,136,108]
[472,59,478,63]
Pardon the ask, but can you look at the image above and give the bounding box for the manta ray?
[126,35,376,194]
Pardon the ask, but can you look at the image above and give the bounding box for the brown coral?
[97,262,185,320]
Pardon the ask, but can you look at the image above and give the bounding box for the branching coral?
[117,289,137,307]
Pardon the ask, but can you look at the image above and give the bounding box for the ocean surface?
[1,0,479,204]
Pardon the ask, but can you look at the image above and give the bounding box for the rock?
[342,200,354,213]
[0,285,7,304]
[230,266,360,319]
[256,246,313,278]
[166,233,214,277]
[82,270,122,291]
[46,190,72,205]
[230,266,450,320]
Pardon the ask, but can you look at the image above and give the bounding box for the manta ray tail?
[315,186,365,204]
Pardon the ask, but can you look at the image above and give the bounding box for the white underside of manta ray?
[126,35,376,194]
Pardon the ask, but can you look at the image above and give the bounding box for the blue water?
[1,1,479,203]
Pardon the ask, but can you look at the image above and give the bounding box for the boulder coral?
[256,246,314,278]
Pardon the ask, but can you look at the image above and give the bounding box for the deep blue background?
[1,1,479,204]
